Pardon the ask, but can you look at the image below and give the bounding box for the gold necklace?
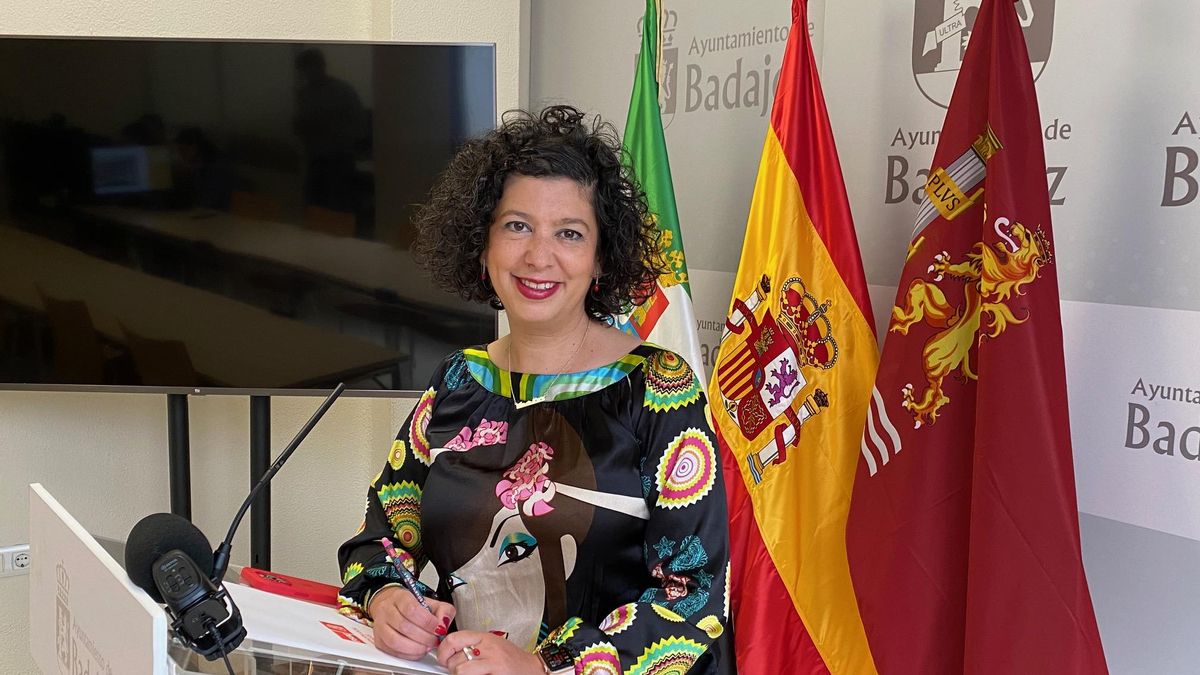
[506,319,591,410]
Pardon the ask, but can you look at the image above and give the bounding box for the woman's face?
[482,175,601,330]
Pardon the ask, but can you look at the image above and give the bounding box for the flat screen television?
[0,37,498,393]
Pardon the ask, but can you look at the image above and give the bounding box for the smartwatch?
[538,643,575,674]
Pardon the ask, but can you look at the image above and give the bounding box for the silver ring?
[462,645,475,661]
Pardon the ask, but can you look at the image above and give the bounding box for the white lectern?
[28,484,442,674]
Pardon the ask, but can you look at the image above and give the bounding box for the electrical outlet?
[0,544,31,577]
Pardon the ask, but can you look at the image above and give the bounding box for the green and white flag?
[619,0,705,380]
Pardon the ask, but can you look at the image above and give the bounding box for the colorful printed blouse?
[337,343,733,674]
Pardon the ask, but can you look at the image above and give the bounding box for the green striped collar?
[463,343,659,403]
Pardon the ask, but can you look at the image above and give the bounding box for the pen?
[379,537,434,615]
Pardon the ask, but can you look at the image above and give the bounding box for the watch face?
[539,643,575,671]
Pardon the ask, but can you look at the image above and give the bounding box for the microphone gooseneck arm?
[211,383,346,582]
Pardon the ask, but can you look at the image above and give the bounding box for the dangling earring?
[481,266,495,293]
[482,266,502,309]
[591,277,600,294]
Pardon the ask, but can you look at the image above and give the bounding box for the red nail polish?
[442,616,451,627]
[435,625,447,636]
[489,630,509,638]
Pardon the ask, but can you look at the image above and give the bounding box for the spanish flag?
[845,2,1107,672]
[708,1,879,672]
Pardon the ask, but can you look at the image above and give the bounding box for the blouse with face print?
[337,344,734,674]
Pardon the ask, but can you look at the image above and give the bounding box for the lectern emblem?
[55,563,72,675]
[912,0,1055,108]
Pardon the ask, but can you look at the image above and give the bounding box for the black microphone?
[124,382,345,661]
[126,512,215,604]
[212,382,345,581]
[125,512,246,660]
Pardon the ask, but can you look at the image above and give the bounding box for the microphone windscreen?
[124,513,214,603]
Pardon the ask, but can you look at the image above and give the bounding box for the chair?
[120,323,200,387]
[303,205,356,238]
[37,288,107,384]
[230,191,283,222]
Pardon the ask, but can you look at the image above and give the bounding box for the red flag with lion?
[846,1,1107,673]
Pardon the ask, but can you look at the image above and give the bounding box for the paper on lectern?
[226,582,447,674]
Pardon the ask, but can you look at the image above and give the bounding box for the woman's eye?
[497,532,538,566]
[504,221,530,232]
[558,229,583,241]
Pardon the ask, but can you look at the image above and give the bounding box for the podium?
[28,484,442,674]
[167,639,418,674]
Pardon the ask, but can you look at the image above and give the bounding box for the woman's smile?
[513,276,560,299]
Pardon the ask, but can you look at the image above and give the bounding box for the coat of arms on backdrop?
[912,0,1053,108]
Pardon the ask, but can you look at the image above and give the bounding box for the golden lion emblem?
[890,218,1052,428]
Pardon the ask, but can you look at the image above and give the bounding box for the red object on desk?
[240,567,340,607]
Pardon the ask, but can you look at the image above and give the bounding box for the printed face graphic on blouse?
[449,507,578,650]
[427,407,654,650]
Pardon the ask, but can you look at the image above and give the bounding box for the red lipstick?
[513,276,560,300]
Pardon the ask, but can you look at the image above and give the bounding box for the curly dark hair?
[412,105,668,320]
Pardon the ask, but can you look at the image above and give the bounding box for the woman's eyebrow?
[489,513,521,547]
[555,217,592,229]
[495,209,530,221]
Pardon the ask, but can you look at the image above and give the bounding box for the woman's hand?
[436,631,546,675]
[368,586,456,660]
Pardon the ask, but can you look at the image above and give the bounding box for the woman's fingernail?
[442,616,451,627]
[489,630,509,638]
[435,625,447,636]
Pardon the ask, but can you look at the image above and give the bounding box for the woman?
[337,106,732,674]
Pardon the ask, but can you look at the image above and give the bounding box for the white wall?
[0,1,527,672]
